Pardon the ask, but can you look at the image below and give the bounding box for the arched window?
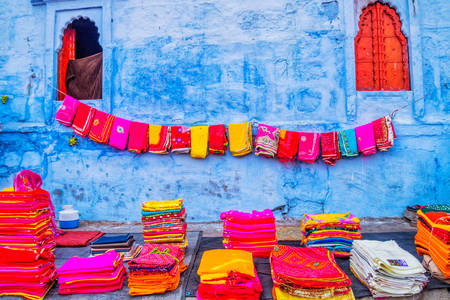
[57,17,103,100]
[355,2,410,91]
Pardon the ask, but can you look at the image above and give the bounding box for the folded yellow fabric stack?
[190,126,209,159]
[228,122,253,156]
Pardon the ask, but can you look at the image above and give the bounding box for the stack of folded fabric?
[128,243,186,295]
[0,188,58,299]
[228,122,253,156]
[220,209,277,257]
[403,204,421,226]
[141,199,187,248]
[415,204,449,279]
[301,212,361,257]
[208,124,228,155]
[350,240,427,298]
[197,249,262,300]
[57,250,126,294]
[149,125,171,154]
[90,234,141,262]
[254,124,280,158]
[270,245,354,300]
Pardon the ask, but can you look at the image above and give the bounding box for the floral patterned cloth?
[254,124,280,158]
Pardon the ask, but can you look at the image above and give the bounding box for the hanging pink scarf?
[355,123,377,155]
[298,132,320,163]
[128,121,149,153]
[109,117,131,150]
[254,124,280,158]
[55,95,79,126]
[321,132,341,166]
[88,110,116,144]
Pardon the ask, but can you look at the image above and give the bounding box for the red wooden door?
[355,3,410,91]
[57,26,75,100]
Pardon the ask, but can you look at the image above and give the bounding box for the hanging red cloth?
[57,26,75,100]
[321,132,341,166]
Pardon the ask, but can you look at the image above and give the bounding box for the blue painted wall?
[0,0,449,222]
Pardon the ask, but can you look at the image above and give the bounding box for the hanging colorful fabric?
[372,115,396,151]
[55,95,79,126]
[208,125,228,155]
[355,123,377,155]
[254,124,280,158]
[171,126,191,154]
[228,122,253,157]
[277,130,299,162]
[88,110,116,144]
[72,102,96,137]
[148,125,171,154]
[298,132,320,163]
[321,132,341,166]
[338,129,359,158]
[128,122,149,153]
[109,118,131,150]
[190,126,209,159]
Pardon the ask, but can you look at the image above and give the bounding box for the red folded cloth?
[321,132,341,166]
[277,130,300,162]
[128,121,149,153]
[171,126,191,153]
[72,102,96,137]
[56,231,104,247]
[88,110,116,144]
[209,124,228,155]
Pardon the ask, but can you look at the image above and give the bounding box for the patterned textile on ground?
[415,204,450,278]
[190,126,209,159]
[372,115,396,152]
[301,213,361,258]
[321,132,341,166]
[56,230,104,247]
[90,234,142,262]
[338,129,359,158]
[354,122,377,155]
[220,209,277,258]
[171,126,191,154]
[228,122,253,156]
[350,240,427,298]
[128,121,149,153]
[297,132,320,163]
[148,125,171,154]
[55,95,79,126]
[197,249,262,300]
[57,250,126,294]
[277,130,299,162]
[0,187,58,300]
[88,110,115,144]
[254,124,280,158]
[270,245,354,300]
[128,243,186,295]
[208,124,228,155]
[141,199,187,248]
[72,102,96,137]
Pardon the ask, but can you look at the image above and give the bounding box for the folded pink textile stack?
[220,209,277,258]
[57,250,126,295]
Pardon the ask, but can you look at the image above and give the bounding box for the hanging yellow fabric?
[228,122,253,156]
[190,126,209,159]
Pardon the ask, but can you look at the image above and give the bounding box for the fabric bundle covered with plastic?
[197,249,262,300]
[254,124,280,158]
[228,122,253,156]
[171,126,191,154]
[148,125,171,154]
[128,243,186,295]
[208,124,228,155]
[0,171,58,300]
[350,240,427,298]
[301,212,361,258]
[415,204,449,279]
[277,130,299,162]
[57,250,126,294]
[321,132,341,166]
[270,245,354,300]
[221,209,277,258]
[372,115,396,151]
[90,233,142,262]
[141,199,187,248]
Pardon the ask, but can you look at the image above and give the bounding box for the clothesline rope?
[48,83,430,123]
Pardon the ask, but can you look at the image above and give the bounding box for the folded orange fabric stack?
[415,204,450,279]
[128,244,186,295]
